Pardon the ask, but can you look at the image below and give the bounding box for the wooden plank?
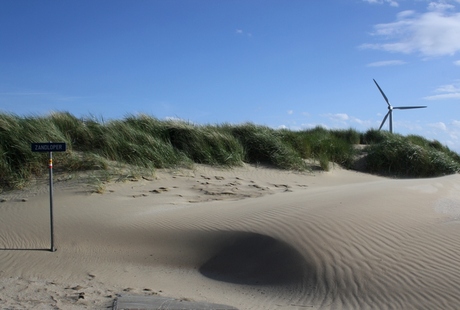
[113,295,238,310]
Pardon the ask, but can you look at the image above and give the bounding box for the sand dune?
[1,164,460,309]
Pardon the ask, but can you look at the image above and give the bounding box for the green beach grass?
[1,112,459,190]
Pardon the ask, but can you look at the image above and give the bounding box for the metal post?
[49,149,56,252]
[31,141,65,252]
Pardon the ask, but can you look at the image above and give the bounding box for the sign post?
[31,142,67,252]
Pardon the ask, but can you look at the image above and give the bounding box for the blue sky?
[1,0,460,151]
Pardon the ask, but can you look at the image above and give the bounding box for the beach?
[1,164,460,309]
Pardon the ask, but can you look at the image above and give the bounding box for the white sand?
[1,164,460,309]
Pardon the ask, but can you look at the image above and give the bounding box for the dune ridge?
[1,165,460,309]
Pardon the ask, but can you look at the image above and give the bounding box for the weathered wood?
[113,295,238,310]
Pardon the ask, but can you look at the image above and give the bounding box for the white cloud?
[452,120,460,127]
[428,121,448,130]
[320,113,374,129]
[353,117,373,127]
[324,113,349,121]
[427,2,455,12]
[164,116,195,125]
[435,83,460,93]
[367,60,407,67]
[287,110,294,115]
[363,0,399,7]
[424,93,460,100]
[424,80,460,100]
[454,60,460,65]
[236,29,252,37]
[361,4,460,57]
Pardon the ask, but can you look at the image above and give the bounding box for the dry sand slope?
[1,164,460,309]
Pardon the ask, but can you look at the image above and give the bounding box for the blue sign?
[31,142,67,152]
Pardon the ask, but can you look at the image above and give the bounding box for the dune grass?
[1,112,459,190]
[365,133,460,178]
[278,126,358,170]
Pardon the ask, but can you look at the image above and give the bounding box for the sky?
[1,0,460,152]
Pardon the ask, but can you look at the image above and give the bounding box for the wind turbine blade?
[373,79,390,106]
[393,106,427,110]
[379,112,390,130]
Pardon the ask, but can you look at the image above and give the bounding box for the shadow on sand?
[199,231,314,286]
[0,248,52,251]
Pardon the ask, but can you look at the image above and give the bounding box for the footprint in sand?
[132,194,149,198]
[149,187,169,194]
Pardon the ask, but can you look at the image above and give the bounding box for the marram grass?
[0,112,459,190]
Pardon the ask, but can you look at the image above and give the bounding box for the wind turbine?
[373,79,427,133]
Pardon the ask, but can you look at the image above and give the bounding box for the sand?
[1,164,460,309]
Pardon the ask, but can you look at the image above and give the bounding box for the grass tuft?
[366,134,460,177]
